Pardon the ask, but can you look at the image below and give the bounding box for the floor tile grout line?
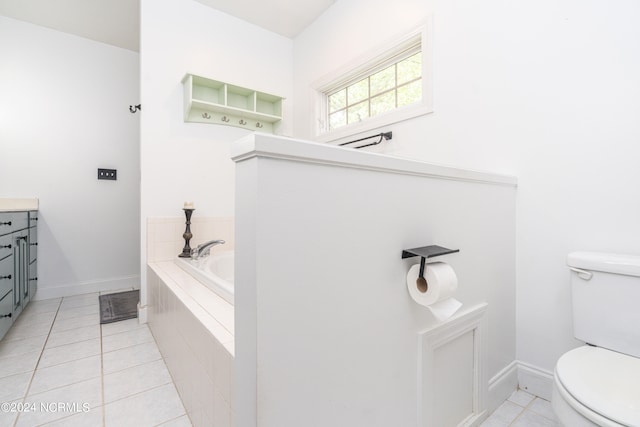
[102,379,173,407]
[527,397,556,421]
[41,332,102,352]
[12,298,63,427]
[25,368,103,399]
[102,354,164,377]
[153,414,188,427]
[507,396,539,427]
[100,320,106,427]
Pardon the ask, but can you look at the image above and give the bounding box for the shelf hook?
[221,116,230,123]
[129,104,141,114]
[256,122,263,128]
[202,112,211,119]
[239,119,247,125]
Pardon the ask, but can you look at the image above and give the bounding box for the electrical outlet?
[98,168,117,180]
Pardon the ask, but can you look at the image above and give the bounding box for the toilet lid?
[556,346,640,426]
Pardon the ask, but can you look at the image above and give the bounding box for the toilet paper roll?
[406,262,462,321]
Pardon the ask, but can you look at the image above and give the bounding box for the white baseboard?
[32,275,140,300]
[517,361,554,401]
[137,303,148,324]
[487,359,553,411]
[488,360,518,413]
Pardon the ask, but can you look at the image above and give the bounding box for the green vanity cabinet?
[0,210,38,340]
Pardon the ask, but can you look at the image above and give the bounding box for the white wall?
[293,0,640,379]
[234,134,516,426]
[0,16,140,297]
[139,0,293,308]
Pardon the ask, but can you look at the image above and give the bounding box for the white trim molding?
[517,361,554,401]
[33,275,140,300]
[311,19,433,143]
[231,134,518,187]
[484,359,554,409]
[418,303,488,427]
[488,360,519,413]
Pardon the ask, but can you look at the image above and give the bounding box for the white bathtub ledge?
[163,261,234,333]
[231,133,517,186]
[149,262,234,356]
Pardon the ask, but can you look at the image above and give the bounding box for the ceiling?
[194,0,335,39]
[0,0,335,52]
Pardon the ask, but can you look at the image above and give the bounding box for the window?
[313,23,432,142]
[327,51,422,131]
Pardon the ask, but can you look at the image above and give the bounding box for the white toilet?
[552,252,640,427]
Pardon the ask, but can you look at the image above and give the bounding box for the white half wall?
[233,134,516,427]
[293,0,640,380]
[0,16,140,297]
[139,0,293,308]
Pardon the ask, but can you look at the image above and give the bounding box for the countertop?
[0,198,39,212]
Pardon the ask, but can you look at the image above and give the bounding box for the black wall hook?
[129,104,141,113]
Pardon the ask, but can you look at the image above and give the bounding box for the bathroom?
[1,0,640,426]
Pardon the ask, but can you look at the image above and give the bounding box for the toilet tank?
[568,251,640,358]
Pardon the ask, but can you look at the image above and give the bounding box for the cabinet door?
[28,211,38,300]
[19,233,29,307]
[0,290,13,339]
[29,262,37,301]
[29,224,37,264]
[11,232,27,317]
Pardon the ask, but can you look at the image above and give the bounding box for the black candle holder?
[179,208,194,258]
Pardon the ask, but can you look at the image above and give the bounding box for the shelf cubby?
[182,74,283,133]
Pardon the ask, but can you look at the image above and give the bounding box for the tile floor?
[0,292,191,427]
[2,292,559,427]
[480,389,559,427]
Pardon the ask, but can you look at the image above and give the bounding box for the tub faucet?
[191,240,226,260]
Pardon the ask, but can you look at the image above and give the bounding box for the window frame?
[312,21,433,143]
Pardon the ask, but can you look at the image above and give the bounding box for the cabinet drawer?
[0,234,12,261]
[0,290,13,340]
[29,262,37,290]
[28,211,38,225]
[29,227,37,264]
[0,255,12,297]
[0,212,28,236]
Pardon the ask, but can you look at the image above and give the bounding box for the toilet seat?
[554,346,640,426]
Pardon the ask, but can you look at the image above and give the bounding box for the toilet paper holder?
[402,245,460,285]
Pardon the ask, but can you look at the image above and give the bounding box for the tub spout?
[191,240,226,260]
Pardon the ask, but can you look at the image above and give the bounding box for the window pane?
[329,110,347,130]
[347,79,369,105]
[370,65,395,96]
[329,89,346,113]
[397,52,422,85]
[347,101,369,123]
[397,80,422,108]
[370,91,396,117]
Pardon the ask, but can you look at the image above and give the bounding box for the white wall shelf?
[182,74,283,133]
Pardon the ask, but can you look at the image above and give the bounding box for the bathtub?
[174,251,234,304]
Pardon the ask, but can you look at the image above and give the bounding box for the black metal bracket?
[402,245,459,285]
[129,104,141,113]
[339,131,392,149]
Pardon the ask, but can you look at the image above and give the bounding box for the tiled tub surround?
[146,217,235,427]
[146,217,234,263]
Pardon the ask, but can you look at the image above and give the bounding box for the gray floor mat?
[99,290,139,324]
